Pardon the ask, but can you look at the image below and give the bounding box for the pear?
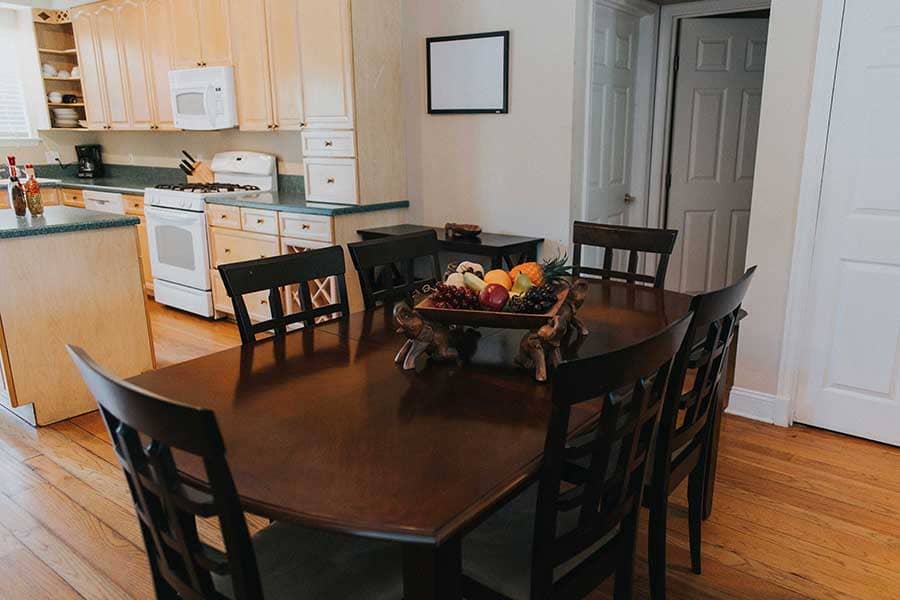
[510,273,533,297]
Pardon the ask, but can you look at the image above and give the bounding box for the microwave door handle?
[205,85,216,128]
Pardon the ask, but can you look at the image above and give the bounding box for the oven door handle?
[145,205,206,226]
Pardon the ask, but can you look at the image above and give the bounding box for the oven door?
[172,84,217,130]
[144,206,211,290]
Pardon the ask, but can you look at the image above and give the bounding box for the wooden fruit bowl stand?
[393,280,590,381]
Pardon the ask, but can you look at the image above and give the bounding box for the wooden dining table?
[129,280,692,599]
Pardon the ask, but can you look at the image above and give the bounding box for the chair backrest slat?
[219,245,350,344]
[529,313,692,598]
[67,346,264,600]
[649,267,756,499]
[348,231,442,310]
[572,222,678,288]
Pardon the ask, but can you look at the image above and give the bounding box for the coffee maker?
[75,144,104,179]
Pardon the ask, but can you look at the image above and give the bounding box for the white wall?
[731,0,824,418]
[403,0,581,258]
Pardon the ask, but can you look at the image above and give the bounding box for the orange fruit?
[483,269,513,290]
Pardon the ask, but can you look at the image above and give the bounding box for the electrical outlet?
[45,151,61,164]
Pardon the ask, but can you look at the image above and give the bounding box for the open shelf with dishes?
[33,9,86,129]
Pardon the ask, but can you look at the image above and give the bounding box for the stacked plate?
[52,107,80,128]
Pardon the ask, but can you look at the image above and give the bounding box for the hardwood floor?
[0,300,896,599]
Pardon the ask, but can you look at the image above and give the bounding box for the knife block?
[186,161,214,184]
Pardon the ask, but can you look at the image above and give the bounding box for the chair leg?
[648,501,668,600]
[688,466,704,575]
[614,512,639,600]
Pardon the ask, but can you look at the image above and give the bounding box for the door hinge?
[666,172,672,189]
[673,53,680,74]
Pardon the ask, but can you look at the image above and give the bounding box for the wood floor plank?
[11,482,155,598]
[0,493,133,600]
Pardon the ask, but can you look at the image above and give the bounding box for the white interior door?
[795,0,900,446]
[583,2,641,268]
[665,18,768,294]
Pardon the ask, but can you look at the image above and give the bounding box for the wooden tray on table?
[414,287,570,330]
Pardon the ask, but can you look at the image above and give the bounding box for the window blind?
[0,10,32,140]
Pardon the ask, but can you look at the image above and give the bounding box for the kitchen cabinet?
[116,0,153,130]
[297,0,354,130]
[61,188,85,208]
[71,8,107,130]
[229,0,304,132]
[42,188,60,206]
[144,0,176,130]
[124,194,153,293]
[170,0,231,68]
[90,3,130,130]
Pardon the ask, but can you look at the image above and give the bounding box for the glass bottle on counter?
[6,156,26,217]
[23,164,44,216]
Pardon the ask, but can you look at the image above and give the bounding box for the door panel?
[199,0,232,66]
[117,0,153,130]
[71,9,108,129]
[94,5,130,129]
[267,0,305,129]
[298,0,355,129]
[583,2,640,269]
[666,18,768,293]
[169,0,202,68]
[145,0,176,129]
[796,0,900,445]
[229,0,273,131]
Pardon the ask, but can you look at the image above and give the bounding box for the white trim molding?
[727,387,777,424]
[596,0,658,18]
[777,0,847,426]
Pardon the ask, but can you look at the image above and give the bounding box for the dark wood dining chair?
[347,230,442,309]
[461,313,692,600]
[571,221,678,288]
[218,245,349,344]
[643,267,756,600]
[67,345,403,600]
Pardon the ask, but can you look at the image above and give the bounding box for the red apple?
[479,283,509,311]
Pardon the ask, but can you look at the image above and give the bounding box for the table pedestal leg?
[403,538,462,600]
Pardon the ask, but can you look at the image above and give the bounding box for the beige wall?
[403,0,581,258]
[734,0,824,402]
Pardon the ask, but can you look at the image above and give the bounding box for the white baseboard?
[727,387,778,424]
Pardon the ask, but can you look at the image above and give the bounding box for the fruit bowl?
[415,286,570,330]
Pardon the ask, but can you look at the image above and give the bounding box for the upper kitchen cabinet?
[170,0,231,68]
[229,0,304,131]
[144,0,176,130]
[116,0,153,130]
[297,0,355,129]
[71,3,130,130]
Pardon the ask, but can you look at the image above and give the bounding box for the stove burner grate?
[155,183,261,193]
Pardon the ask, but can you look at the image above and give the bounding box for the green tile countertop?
[204,191,409,216]
[0,206,140,240]
[42,176,150,195]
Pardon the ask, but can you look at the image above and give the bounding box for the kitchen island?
[0,207,155,425]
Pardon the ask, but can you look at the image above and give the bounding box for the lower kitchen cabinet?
[61,188,85,208]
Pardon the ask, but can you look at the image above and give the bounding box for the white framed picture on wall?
[426,30,510,114]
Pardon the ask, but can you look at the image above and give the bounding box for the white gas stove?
[144,151,278,317]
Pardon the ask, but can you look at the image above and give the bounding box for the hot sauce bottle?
[6,156,26,217]
[23,164,44,216]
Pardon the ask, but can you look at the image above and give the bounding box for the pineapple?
[509,254,572,288]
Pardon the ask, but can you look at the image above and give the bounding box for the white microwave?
[169,66,238,130]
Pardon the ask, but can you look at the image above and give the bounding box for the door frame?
[645,0,771,259]
[573,0,659,239]
[777,0,847,426]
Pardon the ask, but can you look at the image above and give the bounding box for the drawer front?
[42,188,60,206]
[241,208,279,236]
[210,229,280,267]
[207,204,241,230]
[304,159,358,205]
[124,194,144,216]
[279,213,333,243]
[61,188,84,208]
[211,269,273,322]
[302,130,356,158]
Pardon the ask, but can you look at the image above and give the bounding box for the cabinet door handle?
[301,224,311,230]
[326,177,335,184]
[260,299,268,305]
[324,140,333,147]
[257,218,264,224]
[224,248,231,254]
[221,214,228,219]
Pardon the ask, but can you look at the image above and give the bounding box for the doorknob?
[624,193,636,204]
